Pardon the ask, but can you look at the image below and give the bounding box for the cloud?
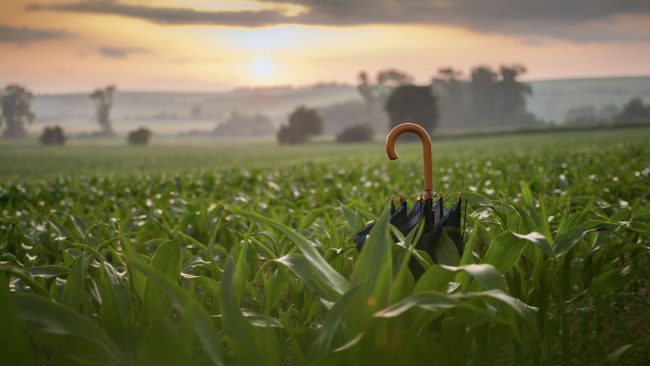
[97,46,146,58]
[27,0,650,43]
[0,25,70,44]
[28,1,286,27]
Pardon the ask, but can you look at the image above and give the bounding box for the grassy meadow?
[1,128,649,365]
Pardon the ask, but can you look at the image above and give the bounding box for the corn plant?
[1,130,648,365]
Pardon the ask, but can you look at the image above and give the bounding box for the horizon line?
[9,73,650,96]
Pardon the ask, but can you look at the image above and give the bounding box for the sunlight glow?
[1,1,648,91]
[250,57,275,78]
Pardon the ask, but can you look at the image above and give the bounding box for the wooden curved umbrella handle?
[386,123,433,199]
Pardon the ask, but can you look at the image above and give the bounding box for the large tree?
[469,66,499,127]
[90,85,116,135]
[288,106,322,136]
[385,85,439,134]
[468,64,535,128]
[495,65,532,126]
[0,84,35,138]
[277,106,323,144]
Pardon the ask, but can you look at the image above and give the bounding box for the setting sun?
[1,0,648,91]
[250,57,274,79]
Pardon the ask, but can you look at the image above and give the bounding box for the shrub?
[127,127,152,145]
[277,106,322,145]
[277,124,308,145]
[288,106,322,136]
[336,124,374,143]
[39,126,65,145]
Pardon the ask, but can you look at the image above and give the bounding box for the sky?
[0,0,649,93]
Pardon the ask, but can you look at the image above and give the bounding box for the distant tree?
[40,126,65,145]
[277,124,307,144]
[357,71,377,107]
[436,68,463,83]
[90,85,115,135]
[495,65,532,126]
[434,64,536,129]
[431,67,468,129]
[336,123,374,143]
[214,111,275,137]
[289,106,322,135]
[357,69,414,103]
[565,103,623,125]
[127,127,151,145]
[377,69,414,87]
[0,84,35,138]
[277,106,322,145]
[317,101,386,135]
[385,85,439,134]
[616,98,650,122]
[565,105,597,125]
[469,66,499,127]
[357,69,413,133]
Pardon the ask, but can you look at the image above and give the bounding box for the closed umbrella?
[354,123,464,276]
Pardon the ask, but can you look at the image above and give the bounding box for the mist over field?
[18,76,650,136]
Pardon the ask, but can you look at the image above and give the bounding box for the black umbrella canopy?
[354,123,464,276]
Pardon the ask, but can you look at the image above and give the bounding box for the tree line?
[0,84,151,145]
[432,65,538,129]
[278,65,534,144]
[279,65,649,144]
[566,98,650,125]
[354,65,538,131]
[3,67,648,146]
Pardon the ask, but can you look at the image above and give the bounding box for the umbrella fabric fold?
[354,196,463,275]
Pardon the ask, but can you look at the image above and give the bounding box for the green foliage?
[0,84,35,138]
[277,105,323,144]
[385,85,439,134]
[336,123,374,143]
[40,126,65,145]
[127,127,152,145]
[0,272,36,366]
[0,130,649,364]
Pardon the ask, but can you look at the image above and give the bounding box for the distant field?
[1,128,648,181]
